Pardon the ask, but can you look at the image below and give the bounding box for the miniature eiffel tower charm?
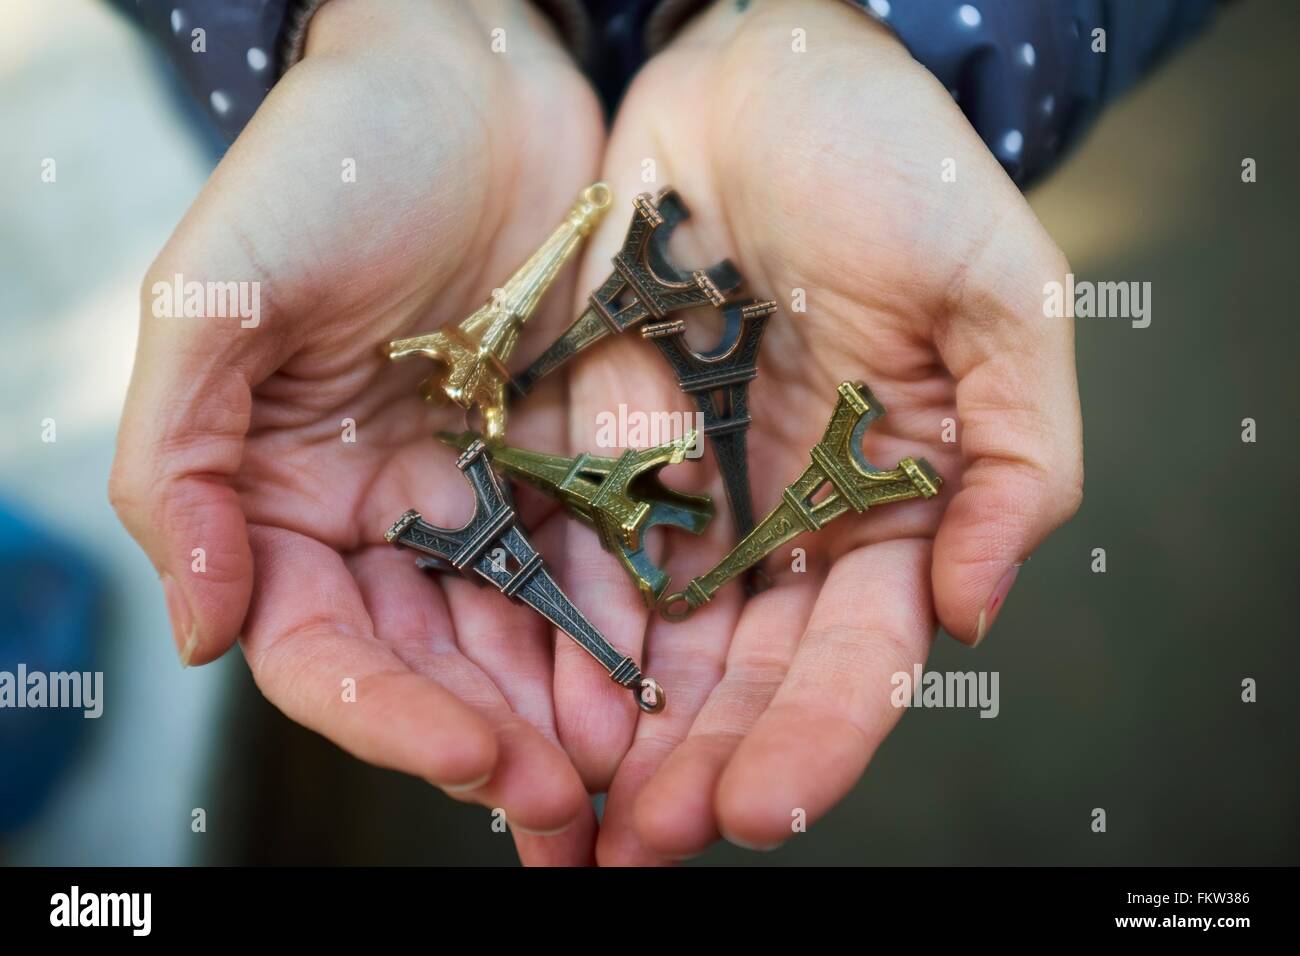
[438,430,713,608]
[511,188,743,396]
[384,183,612,440]
[642,298,776,544]
[659,382,943,620]
[386,441,665,712]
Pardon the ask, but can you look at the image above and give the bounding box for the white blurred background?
[0,0,227,865]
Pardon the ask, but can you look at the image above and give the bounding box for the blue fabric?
[848,0,1219,185]
[0,502,104,832]
[108,0,1219,187]
[586,0,662,111]
[107,0,291,143]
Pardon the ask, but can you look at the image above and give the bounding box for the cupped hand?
[550,0,1083,863]
[109,0,609,863]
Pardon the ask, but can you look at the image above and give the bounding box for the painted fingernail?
[975,564,1021,647]
[161,573,199,667]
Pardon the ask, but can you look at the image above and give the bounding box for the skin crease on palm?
[110,0,1082,867]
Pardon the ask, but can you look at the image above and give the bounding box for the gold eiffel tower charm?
[438,430,714,608]
[384,183,612,440]
[659,382,943,620]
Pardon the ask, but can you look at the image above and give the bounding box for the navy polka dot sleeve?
[848,0,1219,187]
[108,1,294,143]
[109,0,1219,188]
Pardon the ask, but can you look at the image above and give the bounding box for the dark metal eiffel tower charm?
[438,429,713,608]
[659,382,943,621]
[642,298,776,544]
[511,189,743,396]
[385,440,665,713]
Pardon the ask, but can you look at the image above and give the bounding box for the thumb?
[110,223,295,666]
[108,64,345,666]
[931,227,1083,646]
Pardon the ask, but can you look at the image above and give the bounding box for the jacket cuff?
[532,0,595,66]
[121,0,294,144]
[281,0,334,72]
[280,0,593,71]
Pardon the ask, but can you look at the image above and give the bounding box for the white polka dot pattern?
[118,0,1222,178]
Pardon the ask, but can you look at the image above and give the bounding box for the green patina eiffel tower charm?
[438,430,714,607]
[659,381,943,620]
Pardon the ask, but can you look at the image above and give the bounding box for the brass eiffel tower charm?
[384,183,612,440]
[438,430,713,608]
[659,382,943,620]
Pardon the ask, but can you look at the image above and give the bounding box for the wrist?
[667,0,903,61]
[302,0,460,58]
[301,0,565,61]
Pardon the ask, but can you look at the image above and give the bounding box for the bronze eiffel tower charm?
[438,430,713,608]
[384,183,611,440]
[386,441,666,713]
[643,298,777,545]
[659,382,943,620]
[510,188,742,396]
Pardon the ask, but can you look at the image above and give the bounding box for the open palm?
[545,0,1082,863]
[110,0,611,863]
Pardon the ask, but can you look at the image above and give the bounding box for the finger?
[347,542,591,838]
[596,454,784,865]
[550,530,647,790]
[596,743,679,867]
[460,716,592,837]
[106,71,332,667]
[512,805,599,867]
[240,525,499,790]
[632,574,819,860]
[109,286,275,666]
[594,602,745,866]
[713,540,933,850]
[932,230,1083,645]
[554,347,682,789]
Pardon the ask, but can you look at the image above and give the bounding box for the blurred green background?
[2,0,1296,865]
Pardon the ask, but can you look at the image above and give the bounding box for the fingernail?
[178,631,199,668]
[514,820,574,837]
[975,564,1021,647]
[161,573,198,667]
[664,848,707,862]
[442,772,492,794]
[720,829,782,852]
